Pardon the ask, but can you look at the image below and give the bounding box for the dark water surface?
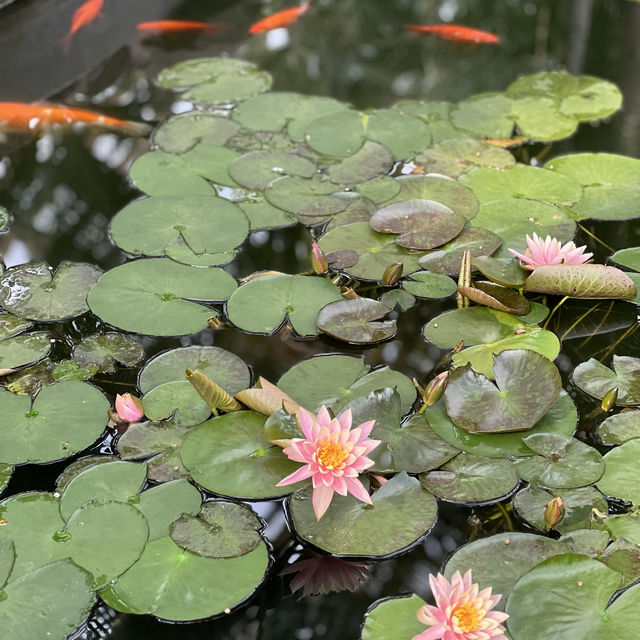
[1,1,639,638]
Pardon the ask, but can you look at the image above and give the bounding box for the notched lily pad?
[401,271,457,299]
[317,298,396,344]
[573,356,640,406]
[228,151,317,191]
[596,410,640,445]
[0,332,51,373]
[360,594,427,640]
[327,141,393,185]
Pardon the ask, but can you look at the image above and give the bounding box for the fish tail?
[119,120,153,137]
[61,31,74,53]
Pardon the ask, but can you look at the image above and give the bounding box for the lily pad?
[288,472,437,558]
[317,298,396,344]
[611,248,640,272]
[598,538,640,589]
[0,464,11,494]
[597,439,640,504]
[458,281,530,315]
[87,258,236,336]
[451,93,515,139]
[55,456,114,492]
[157,57,261,89]
[0,381,109,464]
[378,288,416,311]
[444,349,561,433]
[304,109,367,157]
[182,69,272,105]
[472,256,527,287]
[355,176,401,205]
[237,196,297,230]
[392,99,460,143]
[420,453,518,504]
[0,332,51,373]
[514,433,604,488]
[596,411,640,445]
[0,539,13,588]
[0,261,102,322]
[360,594,427,640]
[573,356,640,406]
[72,333,143,373]
[228,151,317,191]
[327,141,393,185]
[180,411,305,499]
[142,381,211,427]
[401,271,457,299]
[226,273,342,336]
[605,512,640,546]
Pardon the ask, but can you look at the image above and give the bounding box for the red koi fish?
[137,20,229,35]
[62,0,104,52]
[0,103,151,136]
[404,24,500,45]
[249,2,311,34]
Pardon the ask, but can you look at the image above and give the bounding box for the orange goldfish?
[62,0,104,52]
[0,103,151,136]
[137,20,229,35]
[249,2,311,34]
[404,24,500,45]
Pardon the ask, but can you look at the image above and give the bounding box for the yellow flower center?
[452,602,484,632]
[317,443,348,469]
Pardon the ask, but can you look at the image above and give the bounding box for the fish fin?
[120,120,153,137]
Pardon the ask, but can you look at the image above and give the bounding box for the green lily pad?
[444,532,568,609]
[401,271,457,299]
[142,381,211,427]
[426,391,577,458]
[472,256,528,287]
[573,356,640,406]
[153,111,241,154]
[0,464,12,495]
[421,453,518,504]
[226,272,342,336]
[0,261,102,322]
[544,153,640,221]
[414,138,516,178]
[327,141,393,185]
[0,314,31,340]
[101,536,269,621]
[418,227,502,275]
[459,281,530,315]
[181,69,272,105]
[0,206,10,232]
[559,529,610,557]
[513,485,608,532]
[51,360,95,382]
[55,456,114,492]
[451,92,515,139]
[157,57,261,89]
[237,196,297,230]
[0,558,95,640]
[444,349,561,433]
[605,512,640,546]
[392,99,460,143]
[360,595,427,640]
[369,199,466,251]
[72,333,144,373]
[110,195,249,261]
[423,307,561,379]
[611,248,640,272]
[317,298,396,344]
[598,538,640,589]
[0,381,108,464]
[87,258,236,336]
[509,94,578,141]
[355,176,401,204]
[228,151,316,191]
[598,439,640,504]
[364,109,432,160]
[288,472,437,558]
[170,501,262,558]
[0,539,13,588]
[0,332,51,373]
[514,433,604,488]
[180,411,304,499]
[519,301,550,324]
[379,288,416,311]
[596,411,640,445]
[277,354,416,415]
[304,109,367,157]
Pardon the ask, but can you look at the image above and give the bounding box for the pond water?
[1,1,640,639]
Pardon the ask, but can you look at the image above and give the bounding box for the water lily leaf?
[0,332,51,372]
[392,99,460,143]
[278,354,416,415]
[180,411,305,499]
[388,175,479,220]
[418,227,502,275]
[423,307,560,379]
[515,433,604,488]
[0,314,31,340]
[226,272,342,336]
[185,369,242,412]
[0,381,108,464]
[360,594,427,640]
[355,176,400,204]
[427,391,577,458]
[64,500,149,588]
[72,333,143,374]
[444,349,561,434]
[0,206,10,232]
[142,380,211,427]
[559,529,610,557]
[288,472,437,558]
[605,512,640,546]
[365,109,432,159]
[611,248,640,272]
[451,93,515,139]
[59,460,147,521]
[414,138,515,178]
[55,456,114,493]
[472,256,527,287]
[544,153,640,221]
[263,409,303,446]
[237,196,297,230]
[181,69,272,105]
[596,411,640,445]
[304,109,367,157]
[228,151,316,191]
[0,539,13,588]
[0,261,102,322]
[598,538,640,589]
[370,199,466,251]
[509,95,577,141]
[323,195,377,230]
[51,360,95,382]
[157,57,261,89]
[401,271,457,298]
[110,195,249,260]
[421,453,518,504]
[513,485,608,533]
[379,288,416,311]
[519,301,550,324]
[458,281,530,315]
[87,258,236,336]
[524,264,637,300]
[573,356,640,406]
[327,141,393,185]
[318,222,424,281]
[597,439,640,503]
[0,558,95,640]
[317,298,396,344]
[0,464,12,495]
[153,111,241,154]
[170,501,262,558]
[444,532,569,609]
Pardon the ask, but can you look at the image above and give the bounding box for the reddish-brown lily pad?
[317,298,396,344]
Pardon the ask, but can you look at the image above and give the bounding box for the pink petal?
[277,465,313,486]
[317,405,332,427]
[282,441,309,463]
[337,408,352,430]
[332,475,347,495]
[312,483,335,519]
[412,625,446,640]
[345,477,372,504]
[297,408,315,440]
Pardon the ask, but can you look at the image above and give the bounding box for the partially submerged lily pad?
[596,411,640,445]
[72,333,144,373]
[573,356,640,406]
[597,439,640,503]
[228,151,316,191]
[317,298,396,344]
[0,332,51,374]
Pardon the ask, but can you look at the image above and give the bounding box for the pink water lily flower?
[115,393,144,423]
[413,570,508,640]
[508,232,592,270]
[276,405,381,520]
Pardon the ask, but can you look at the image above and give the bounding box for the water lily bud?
[544,496,565,530]
[601,387,618,411]
[340,286,358,299]
[115,393,144,423]
[208,316,224,329]
[422,371,449,407]
[311,242,328,274]
[382,262,403,285]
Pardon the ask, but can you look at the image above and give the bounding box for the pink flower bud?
[115,393,144,423]
[544,496,565,530]
[423,371,449,407]
[311,242,328,274]
[382,262,403,285]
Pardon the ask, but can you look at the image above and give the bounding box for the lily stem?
[496,502,514,531]
[577,222,614,252]
[542,295,570,329]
